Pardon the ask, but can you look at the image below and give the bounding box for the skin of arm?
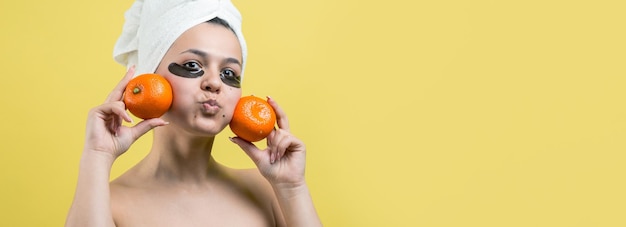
[272,182,322,227]
[65,152,116,227]
[67,52,321,227]
[231,97,323,227]
[65,68,167,227]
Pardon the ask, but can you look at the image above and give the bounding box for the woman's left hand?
[230,97,307,187]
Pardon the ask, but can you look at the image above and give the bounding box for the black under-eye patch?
[168,62,204,78]
[221,72,241,88]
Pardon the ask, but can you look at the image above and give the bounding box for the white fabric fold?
[113,0,247,79]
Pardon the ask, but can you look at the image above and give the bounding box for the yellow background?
[1,0,625,226]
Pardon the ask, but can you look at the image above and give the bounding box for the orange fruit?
[123,73,173,119]
[229,95,276,142]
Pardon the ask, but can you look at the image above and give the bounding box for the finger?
[105,112,123,136]
[267,96,290,132]
[95,101,133,123]
[100,102,134,136]
[269,129,291,164]
[274,133,292,162]
[105,66,136,103]
[266,129,277,162]
[266,129,275,147]
[130,118,169,141]
[105,101,133,123]
[230,137,266,165]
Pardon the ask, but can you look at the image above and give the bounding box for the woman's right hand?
[83,66,168,159]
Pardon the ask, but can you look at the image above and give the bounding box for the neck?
[140,127,223,185]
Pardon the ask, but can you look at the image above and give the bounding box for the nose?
[201,70,222,93]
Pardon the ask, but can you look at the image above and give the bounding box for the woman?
[65,0,322,226]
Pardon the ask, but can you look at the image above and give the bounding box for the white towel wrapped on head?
[113,0,248,79]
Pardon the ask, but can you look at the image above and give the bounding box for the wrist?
[271,181,322,226]
[272,181,310,199]
[80,149,116,168]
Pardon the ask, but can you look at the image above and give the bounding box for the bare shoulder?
[221,167,277,204]
[230,168,269,188]
[108,165,282,227]
[109,170,148,224]
[220,166,286,225]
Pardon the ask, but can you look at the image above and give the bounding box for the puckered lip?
[200,99,220,107]
[199,99,221,114]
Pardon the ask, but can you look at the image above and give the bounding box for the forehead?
[167,22,243,61]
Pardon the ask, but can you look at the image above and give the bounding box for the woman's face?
[154,22,243,136]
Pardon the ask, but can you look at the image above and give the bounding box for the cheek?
[223,89,242,117]
[163,77,196,106]
[222,106,235,121]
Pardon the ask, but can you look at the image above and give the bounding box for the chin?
[195,121,229,136]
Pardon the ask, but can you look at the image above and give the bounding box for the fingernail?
[228,137,235,143]
[266,96,272,101]
[270,152,275,164]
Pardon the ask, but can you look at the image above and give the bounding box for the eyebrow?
[181,49,242,67]
[182,49,208,58]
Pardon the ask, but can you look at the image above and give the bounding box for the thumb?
[230,137,265,165]
[131,118,169,140]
